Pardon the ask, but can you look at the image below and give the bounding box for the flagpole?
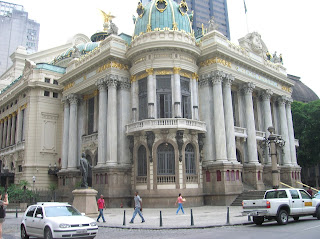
[244,0,249,33]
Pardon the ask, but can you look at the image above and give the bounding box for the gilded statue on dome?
[99,10,115,32]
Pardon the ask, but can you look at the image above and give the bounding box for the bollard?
[16,207,18,218]
[248,215,251,221]
[226,206,230,225]
[190,209,194,226]
[160,211,163,227]
[123,210,126,226]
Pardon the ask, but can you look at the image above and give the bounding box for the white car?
[20,202,98,239]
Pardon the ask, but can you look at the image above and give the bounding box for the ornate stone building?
[0,0,301,206]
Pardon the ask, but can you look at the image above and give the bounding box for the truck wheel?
[276,209,288,225]
[316,207,320,220]
[253,216,264,225]
[293,216,299,221]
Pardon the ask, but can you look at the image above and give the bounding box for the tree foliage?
[291,100,320,167]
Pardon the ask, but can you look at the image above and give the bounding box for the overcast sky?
[7,0,320,97]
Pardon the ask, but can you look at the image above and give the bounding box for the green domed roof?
[134,0,192,37]
[51,42,100,65]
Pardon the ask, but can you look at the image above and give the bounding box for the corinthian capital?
[173,67,181,74]
[223,74,235,87]
[242,82,255,95]
[106,74,118,88]
[67,94,79,105]
[146,68,154,75]
[260,89,273,101]
[96,78,107,91]
[212,70,225,84]
[277,95,287,106]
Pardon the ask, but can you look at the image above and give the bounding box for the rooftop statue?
[207,16,219,32]
[99,10,115,32]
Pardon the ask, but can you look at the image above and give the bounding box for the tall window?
[157,143,175,175]
[87,98,94,135]
[181,77,191,119]
[21,109,25,141]
[157,75,172,118]
[138,78,148,120]
[138,146,147,176]
[185,144,196,174]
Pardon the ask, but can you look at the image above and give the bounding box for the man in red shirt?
[97,194,106,222]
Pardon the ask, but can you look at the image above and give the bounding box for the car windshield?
[44,206,81,217]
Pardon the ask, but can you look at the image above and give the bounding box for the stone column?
[242,82,259,164]
[0,119,3,149]
[106,75,118,165]
[173,67,182,118]
[286,98,297,165]
[192,73,199,120]
[10,112,17,145]
[61,98,70,170]
[212,71,227,161]
[67,94,79,170]
[118,78,131,165]
[6,115,12,147]
[223,74,237,162]
[96,79,108,166]
[277,96,291,166]
[2,118,7,148]
[131,76,138,122]
[199,74,214,164]
[93,91,99,132]
[146,69,155,119]
[261,89,273,165]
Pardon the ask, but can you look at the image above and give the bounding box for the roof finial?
[99,10,115,31]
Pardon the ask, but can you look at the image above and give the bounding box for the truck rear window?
[265,190,288,199]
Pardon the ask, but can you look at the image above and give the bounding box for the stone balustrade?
[126,118,206,134]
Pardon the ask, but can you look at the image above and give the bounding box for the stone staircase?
[231,190,266,206]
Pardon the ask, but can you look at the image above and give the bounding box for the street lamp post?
[260,126,285,189]
[32,175,36,203]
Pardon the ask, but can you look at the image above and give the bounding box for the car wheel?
[44,227,53,239]
[276,209,288,225]
[316,207,320,220]
[293,216,299,221]
[253,216,264,225]
[21,225,29,239]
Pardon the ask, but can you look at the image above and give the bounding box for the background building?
[141,0,230,39]
[0,1,40,76]
[0,0,301,206]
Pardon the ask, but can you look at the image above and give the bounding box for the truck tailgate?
[242,199,268,209]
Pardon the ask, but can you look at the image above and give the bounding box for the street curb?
[96,222,254,230]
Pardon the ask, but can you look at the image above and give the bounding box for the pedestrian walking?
[0,193,8,239]
[129,191,145,223]
[175,193,185,214]
[96,194,106,222]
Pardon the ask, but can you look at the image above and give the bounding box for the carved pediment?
[238,32,268,57]
[22,59,36,81]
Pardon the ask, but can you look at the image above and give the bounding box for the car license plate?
[77,229,87,234]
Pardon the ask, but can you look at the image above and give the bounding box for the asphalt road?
[3,216,320,239]
[94,217,320,239]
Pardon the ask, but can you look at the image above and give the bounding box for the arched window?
[185,144,196,174]
[138,146,147,176]
[157,143,175,175]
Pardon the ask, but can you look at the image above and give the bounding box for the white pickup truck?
[242,188,320,225]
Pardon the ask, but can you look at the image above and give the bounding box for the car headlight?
[90,222,97,226]
[59,224,71,228]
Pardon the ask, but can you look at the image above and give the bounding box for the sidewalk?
[96,206,252,229]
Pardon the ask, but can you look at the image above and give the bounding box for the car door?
[24,206,37,235]
[289,190,303,215]
[32,206,45,237]
[299,190,315,214]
